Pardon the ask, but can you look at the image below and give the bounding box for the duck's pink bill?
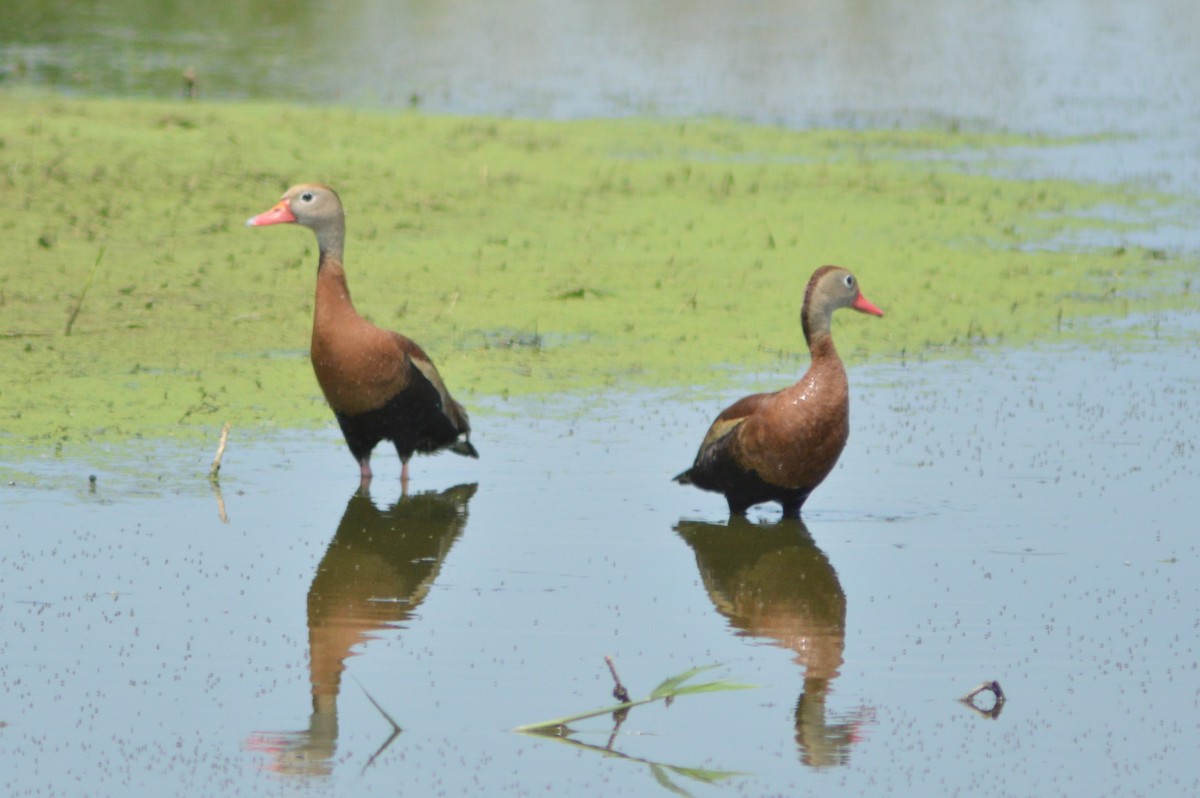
[246,200,296,227]
[852,292,884,316]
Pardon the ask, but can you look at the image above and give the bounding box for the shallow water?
[3,317,1197,796]
[4,0,1198,136]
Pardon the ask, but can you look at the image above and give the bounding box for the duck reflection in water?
[675,516,873,768]
[248,483,477,776]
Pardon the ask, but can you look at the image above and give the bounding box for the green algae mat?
[0,93,1192,455]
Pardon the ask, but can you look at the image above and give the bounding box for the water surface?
[3,323,1196,796]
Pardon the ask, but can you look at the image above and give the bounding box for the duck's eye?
[844,274,855,287]
[300,192,315,202]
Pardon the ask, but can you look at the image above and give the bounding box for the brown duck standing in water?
[247,184,477,485]
[675,266,882,518]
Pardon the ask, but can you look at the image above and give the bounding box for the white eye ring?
[301,192,315,202]
[844,274,854,287]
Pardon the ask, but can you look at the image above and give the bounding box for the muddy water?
[2,317,1196,796]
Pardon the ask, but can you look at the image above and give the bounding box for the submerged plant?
[515,662,755,734]
[516,661,754,795]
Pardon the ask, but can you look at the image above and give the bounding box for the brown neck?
[315,252,359,321]
[802,295,837,352]
[807,331,839,363]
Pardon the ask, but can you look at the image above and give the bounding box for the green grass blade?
[660,679,757,698]
[662,764,745,784]
[649,763,696,798]
[517,664,755,733]
[514,698,645,733]
[649,664,722,699]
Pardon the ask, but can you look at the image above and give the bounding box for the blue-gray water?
[4,326,1198,796]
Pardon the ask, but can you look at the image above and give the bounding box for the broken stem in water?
[605,655,631,703]
[209,421,231,482]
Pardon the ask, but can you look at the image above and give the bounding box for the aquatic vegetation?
[515,662,755,735]
[515,661,752,794]
[0,92,1191,456]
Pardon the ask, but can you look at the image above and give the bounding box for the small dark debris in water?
[960,680,1005,719]
[602,656,633,741]
[88,474,97,493]
[605,655,631,704]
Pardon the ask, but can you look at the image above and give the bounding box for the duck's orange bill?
[852,292,884,316]
[246,199,296,227]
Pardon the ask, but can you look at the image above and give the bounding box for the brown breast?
[733,356,850,490]
[311,323,412,416]
[310,263,411,416]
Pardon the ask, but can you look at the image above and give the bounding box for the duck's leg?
[400,458,411,493]
[779,490,809,520]
[358,457,373,490]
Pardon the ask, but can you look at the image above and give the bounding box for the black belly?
[333,381,460,463]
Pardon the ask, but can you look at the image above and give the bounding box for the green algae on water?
[0,93,1192,455]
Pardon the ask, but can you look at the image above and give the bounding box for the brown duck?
[675,266,882,518]
[247,184,477,485]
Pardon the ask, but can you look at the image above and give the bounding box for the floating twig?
[354,678,402,773]
[605,655,631,703]
[603,655,633,748]
[210,482,229,524]
[208,421,231,482]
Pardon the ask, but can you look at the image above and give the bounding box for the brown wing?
[698,391,775,449]
[675,390,776,484]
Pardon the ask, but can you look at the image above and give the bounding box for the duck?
[247,183,478,486]
[674,265,882,518]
